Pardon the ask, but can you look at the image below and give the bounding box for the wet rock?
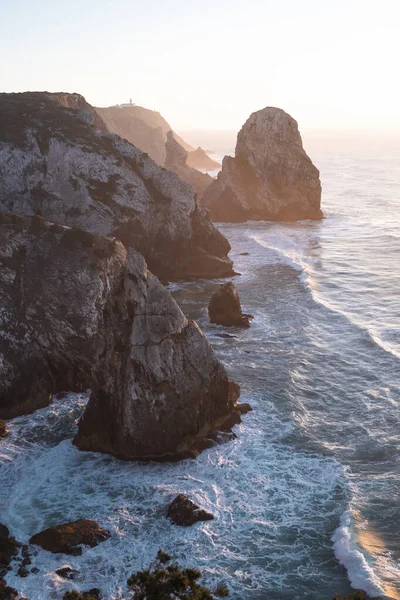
[0,527,9,542]
[167,495,214,527]
[17,566,29,578]
[0,92,234,281]
[203,107,322,222]
[63,589,101,600]
[239,252,249,256]
[236,403,253,415]
[29,519,110,556]
[30,567,39,574]
[0,420,7,439]
[56,566,80,580]
[54,392,68,400]
[208,282,253,328]
[165,131,213,198]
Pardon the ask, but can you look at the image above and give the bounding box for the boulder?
[0,213,242,459]
[165,131,213,198]
[167,495,214,527]
[203,107,322,222]
[0,92,233,281]
[0,421,7,439]
[29,520,110,555]
[208,282,252,328]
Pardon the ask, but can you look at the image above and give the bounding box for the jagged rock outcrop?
[165,131,213,198]
[0,92,233,280]
[30,520,110,555]
[208,282,252,328]
[203,107,322,222]
[0,213,241,458]
[167,495,214,527]
[186,147,221,171]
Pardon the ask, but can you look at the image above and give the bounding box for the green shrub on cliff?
[127,550,228,599]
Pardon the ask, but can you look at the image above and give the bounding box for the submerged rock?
[203,107,322,222]
[30,520,110,555]
[0,213,242,458]
[165,131,213,198]
[208,282,252,328]
[55,567,80,580]
[167,495,214,526]
[0,91,233,280]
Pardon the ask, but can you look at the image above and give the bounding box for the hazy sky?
[1,0,399,131]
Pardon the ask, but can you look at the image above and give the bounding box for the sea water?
[0,134,399,599]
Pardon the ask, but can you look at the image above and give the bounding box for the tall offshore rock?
[0,92,233,280]
[0,213,240,459]
[203,107,322,222]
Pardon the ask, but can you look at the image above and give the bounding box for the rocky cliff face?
[186,147,221,171]
[202,107,322,222]
[0,92,233,280]
[0,213,240,459]
[165,131,213,198]
[96,104,219,172]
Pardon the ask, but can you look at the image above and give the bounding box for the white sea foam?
[332,511,385,597]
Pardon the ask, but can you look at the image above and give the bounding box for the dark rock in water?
[165,131,213,198]
[208,282,253,328]
[30,519,110,556]
[0,214,241,460]
[0,420,7,439]
[167,495,214,527]
[215,333,237,339]
[202,107,322,222]
[236,403,253,415]
[239,252,249,256]
[30,567,40,574]
[0,527,9,542]
[54,392,68,400]
[0,526,19,572]
[0,92,234,281]
[17,566,29,578]
[56,566,80,580]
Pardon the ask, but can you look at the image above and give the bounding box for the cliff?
[96,104,219,172]
[165,131,213,198]
[96,104,193,166]
[0,213,240,459]
[202,107,322,222]
[0,92,233,280]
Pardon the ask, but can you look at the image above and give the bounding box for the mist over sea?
[1,131,399,599]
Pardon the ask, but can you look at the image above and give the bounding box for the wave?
[250,234,400,361]
[332,511,387,598]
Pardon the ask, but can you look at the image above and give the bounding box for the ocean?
[1,132,399,599]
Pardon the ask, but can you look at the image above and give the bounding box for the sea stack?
[208,282,252,328]
[203,107,322,222]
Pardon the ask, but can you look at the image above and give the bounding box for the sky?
[1,0,400,132]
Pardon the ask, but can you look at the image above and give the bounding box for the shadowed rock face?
[165,131,213,198]
[208,282,252,328]
[0,92,233,280]
[203,107,322,222]
[0,213,240,459]
[167,495,214,526]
